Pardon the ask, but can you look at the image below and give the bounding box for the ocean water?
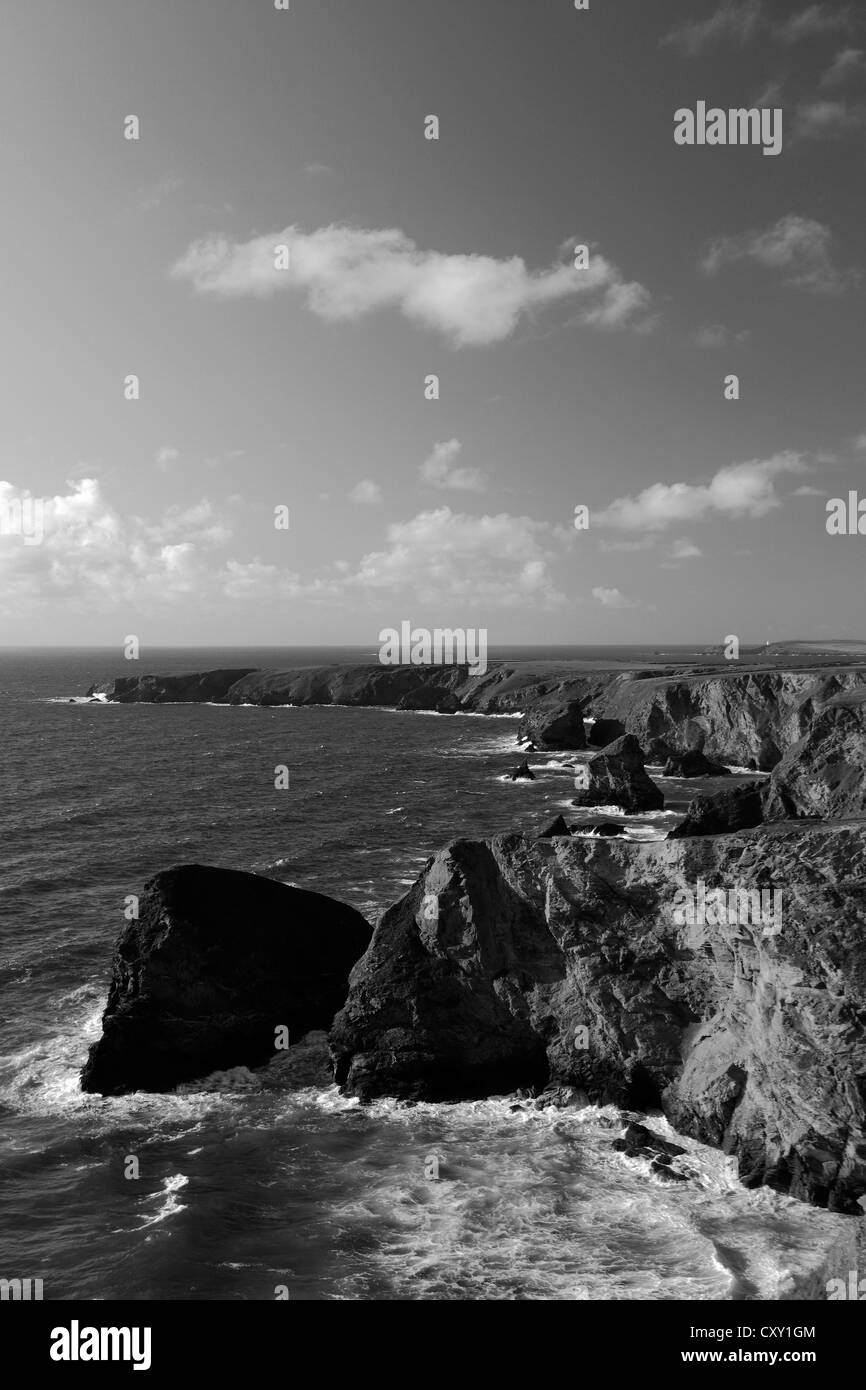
[0,647,850,1301]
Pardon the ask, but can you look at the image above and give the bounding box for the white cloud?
[155,446,179,471]
[776,4,855,43]
[0,478,235,608]
[821,47,866,85]
[693,324,750,350]
[592,586,638,609]
[594,452,808,532]
[172,223,653,346]
[670,537,703,559]
[420,440,487,493]
[660,0,763,55]
[701,215,859,295]
[348,479,382,505]
[793,99,866,138]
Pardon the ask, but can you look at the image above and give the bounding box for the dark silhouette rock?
[662,750,732,778]
[331,825,866,1211]
[506,759,535,781]
[588,718,626,747]
[588,821,626,837]
[572,735,664,813]
[86,669,257,703]
[668,783,764,838]
[518,699,587,750]
[537,815,571,838]
[81,865,371,1095]
[612,1121,688,1162]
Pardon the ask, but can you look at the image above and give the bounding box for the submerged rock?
[572,735,664,814]
[81,865,371,1095]
[662,750,732,778]
[330,825,866,1211]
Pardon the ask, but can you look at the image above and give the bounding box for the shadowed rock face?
[662,750,732,778]
[762,691,866,821]
[668,783,765,838]
[572,734,664,813]
[330,825,866,1211]
[519,699,587,750]
[81,865,371,1095]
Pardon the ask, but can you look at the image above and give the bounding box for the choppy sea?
[0,646,853,1300]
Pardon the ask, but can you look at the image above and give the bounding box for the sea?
[0,645,857,1301]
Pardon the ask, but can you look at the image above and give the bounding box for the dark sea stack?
[506,759,535,781]
[518,699,588,750]
[81,865,372,1095]
[668,783,765,838]
[538,815,571,838]
[572,734,664,813]
[662,750,732,778]
[331,825,866,1210]
[86,669,257,703]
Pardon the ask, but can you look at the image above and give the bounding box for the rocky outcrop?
[662,750,732,778]
[538,815,572,838]
[87,669,257,703]
[668,783,765,838]
[761,689,866,822]
[81,865,371,1095]
[330,824,866,1211]
[572,735,664,813]
[506,759,535,782]
[518,699,587,750]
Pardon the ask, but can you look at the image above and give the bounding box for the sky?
[0,0,864,646]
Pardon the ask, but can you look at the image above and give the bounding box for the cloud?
[172,223,653,346]
[670,537,703,559]
[592,586,638,609]
[794,485,825,495]
[0,478,235,608]
[419,440,487,493]
[597,535,656,553]
[138,173,184,212]
[775,4,856,43]
[348,479,382,505]
[793,99,866,138]
[660,0,763,55]
[693,324,750,349]
[594,452,808,532]
[155,446,179,471]
[701,214,859,294]
[821,47,866,84]
[853,433,866,450]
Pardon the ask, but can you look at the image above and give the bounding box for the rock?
[396,688,462,714]
[86,669,257,703]
[761,691,866,821]
[613,1121,688,1160]
[538,815,572,838]
[668,782,764,838]
[587,718,626,748]
[81,865,371,1095]
[572,735,664,814]
[662,750,732,778]
[518,699,588,751]
[330,826,866,1211]
[588,821,626,837]
[506,759,535,782]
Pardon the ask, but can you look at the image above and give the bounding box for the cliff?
[330,821,866,1211]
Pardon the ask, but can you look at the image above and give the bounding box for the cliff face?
[330,824,866,1211]
[87,669,257,703]
[86,663,866,777]
[81,865,371,1095]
